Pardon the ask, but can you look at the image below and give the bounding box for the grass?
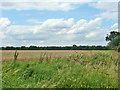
[2,50,113,61]
[2,50,118,88]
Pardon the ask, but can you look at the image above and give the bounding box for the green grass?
[2,51,118,88]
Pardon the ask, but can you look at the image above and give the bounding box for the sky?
[0,0,118,47]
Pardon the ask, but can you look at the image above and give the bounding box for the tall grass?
[2,51,118,88]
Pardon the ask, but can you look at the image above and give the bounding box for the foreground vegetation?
[2,51,118,88]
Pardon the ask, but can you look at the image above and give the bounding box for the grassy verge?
[2,51,118,88]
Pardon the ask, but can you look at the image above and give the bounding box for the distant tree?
[1,45,110,50]
[21,46,28,50]
[72,44,77,50]
[106,31,120,51]
[73,44,77,47]
[106,31,119,41]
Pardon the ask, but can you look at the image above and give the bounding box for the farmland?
[2,50,118,88]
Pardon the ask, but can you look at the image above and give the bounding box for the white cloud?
[96,12,118,20]
[0,17,11,27]
[27,19,43,24]
[1,0,119,11]
[0,18,11,39]
[89,1,118,20]
[39,41,44,43]
[110,23,118,31]
[41,18,74,31]
[0,2,79,11]
[89,1,118,12]
[66,18,102,34]
[2,0,118,11]
[85,32,97,38]
[111,23,118,29]
[1,0,94,3]
[0,17,117,46]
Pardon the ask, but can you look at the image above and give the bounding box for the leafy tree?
[106,31,120,51]
[106,31,119,41]
[73,44,77,47]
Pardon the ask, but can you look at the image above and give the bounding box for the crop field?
[2,50,119,88]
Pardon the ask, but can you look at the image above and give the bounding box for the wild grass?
[2,50,118,88]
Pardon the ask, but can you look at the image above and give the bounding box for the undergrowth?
[2,51,118,88]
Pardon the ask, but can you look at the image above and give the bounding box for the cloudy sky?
[0,0,118,47]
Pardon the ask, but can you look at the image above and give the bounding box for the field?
[2,50,118,88]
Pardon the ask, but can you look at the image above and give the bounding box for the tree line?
[1,45,110,50]
[1,31,119,51]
